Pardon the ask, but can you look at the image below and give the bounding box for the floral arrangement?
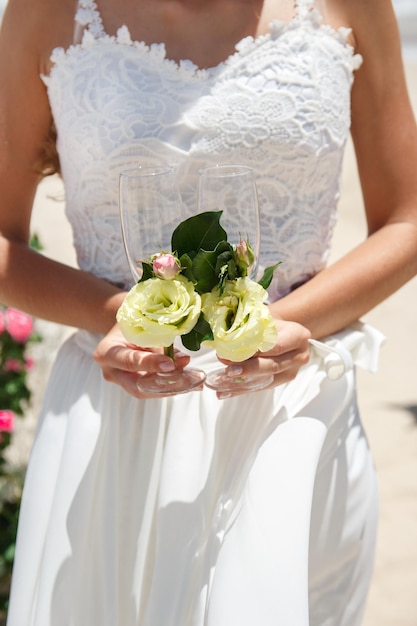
[117,211,279,362]
[0,309,35,414]
[0,305,40,612]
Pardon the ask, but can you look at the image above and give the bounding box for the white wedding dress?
[7,1,384,624]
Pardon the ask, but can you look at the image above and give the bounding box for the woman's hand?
[217,319,311,398]
[93,324,192,398]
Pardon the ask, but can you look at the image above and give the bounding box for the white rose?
[201,277,278,362]
[117,275,201,348]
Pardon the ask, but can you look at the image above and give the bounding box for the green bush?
[0,305,41,614]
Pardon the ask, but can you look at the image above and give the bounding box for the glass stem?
[164,344,175,361]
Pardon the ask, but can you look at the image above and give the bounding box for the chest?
[47,20,354,167]
[91,0,295,68]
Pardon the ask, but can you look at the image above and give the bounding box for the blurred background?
[393,0,417,61]
[0,1,416,625]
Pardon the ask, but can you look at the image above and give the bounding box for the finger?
[217,363,304,400]
[224,347,310,379]
[101,368,171,399]
[217,346,310,399]
[94,342,190,375]
[256,326,311,359]
[112,368,204,399]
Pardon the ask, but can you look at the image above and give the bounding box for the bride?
[1,0,417,624]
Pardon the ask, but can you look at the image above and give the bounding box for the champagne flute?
[198,164,274,393]
[198,164,260,279]
[119,165,206,395]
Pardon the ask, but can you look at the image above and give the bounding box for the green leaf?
[181,314,213,351]
[4,543,15,563]
[226,258,238,280]
[138,262,154,283]
[29,332,42,344]
[214,247,234,275]
[178,253,196,283]
[191,241,233,294]
[30,232,43,251]
[171,211,227,258]
[191,250,219,293]
[257,262,282,290]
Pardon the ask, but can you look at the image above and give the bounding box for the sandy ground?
[7,63,417,626]
[331,63,417,626]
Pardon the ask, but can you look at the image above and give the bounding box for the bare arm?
[0,0,124,334]
[270,0,417,338]
[0,0,192,395]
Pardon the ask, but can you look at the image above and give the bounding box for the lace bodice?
[42,0,362,300]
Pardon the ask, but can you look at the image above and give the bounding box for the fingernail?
[226,365,243,377]
[218,392,232,400]
[159,360,175,372]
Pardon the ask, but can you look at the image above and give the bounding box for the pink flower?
[5,308,33,343]
[152,253,181,280]
[25,356,35,371]
[234,239,255,275]
[235,240,255,266]
[4,358,22,372]
[0,410,15,434]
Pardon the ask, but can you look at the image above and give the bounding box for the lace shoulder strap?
[74,0,105,42]
[294,0,315,15]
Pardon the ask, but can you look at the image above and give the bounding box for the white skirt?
[7,322,384,626]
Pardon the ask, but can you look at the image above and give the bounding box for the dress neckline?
[47,0,359,84]
[72,0,345,75]
[75,0,313,41]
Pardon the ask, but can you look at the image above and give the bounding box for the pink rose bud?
[235,240,255,274]
[5,308,33,343]
[0,410,15,434]
[152,253,181,280]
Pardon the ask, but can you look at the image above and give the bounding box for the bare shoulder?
[325,0,406,108]
[328,0,417,233]
[326,0,401,58]
[0,0,77,198]
[1,0,77,72]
